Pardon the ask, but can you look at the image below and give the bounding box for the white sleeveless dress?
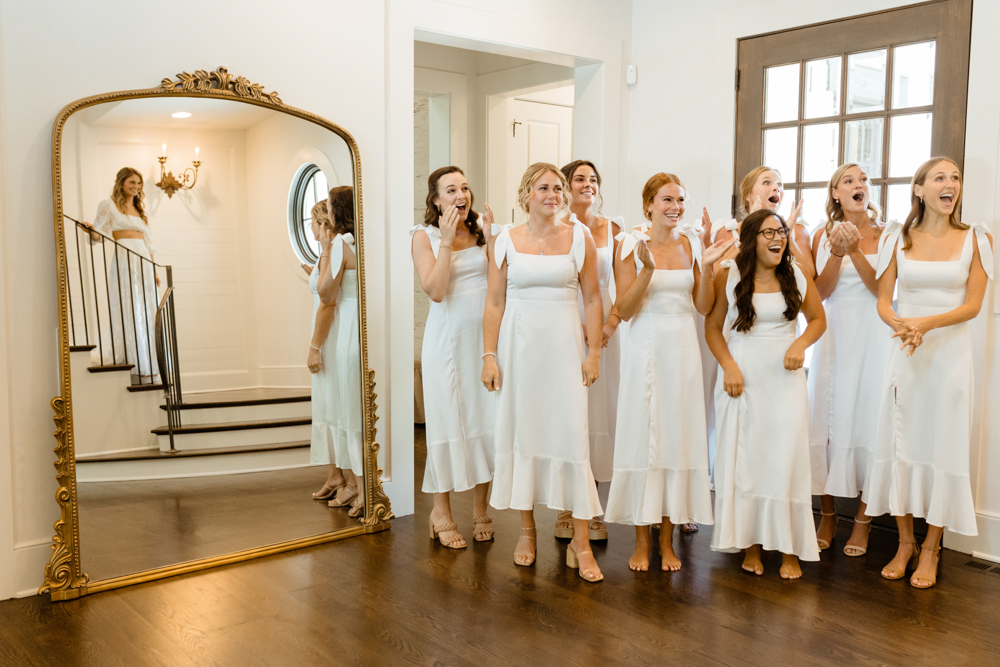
[411,224,496,494]
[808,230,888,496]
[309,263,338,466]
[328,233,364,476]
[489,222,603,519]
[711,260,819,560]
[863,222,993,535]
[91,199,159,379]
[604,226,714,526]
[572,215,622,483]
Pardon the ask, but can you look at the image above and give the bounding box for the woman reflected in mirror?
[865,158,992,589]
[704,166,816,278]
[807,164,886,557]
[306,200,350,502]
[317,186,365,518]
[604,173,731,572]
[554,160,620,543]
[482,163,605,582]
[80,167,160,382]
[705,210,826,579]
[412,167,496,550]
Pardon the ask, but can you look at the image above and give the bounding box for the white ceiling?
[74,96,279,130]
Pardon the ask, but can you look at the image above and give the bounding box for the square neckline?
[900,229,970,264]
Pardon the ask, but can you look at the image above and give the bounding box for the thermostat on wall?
[626,65,637,85]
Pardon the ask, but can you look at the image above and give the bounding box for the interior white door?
[506,100,573,226]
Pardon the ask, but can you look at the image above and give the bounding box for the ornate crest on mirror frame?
[40,67,392,601]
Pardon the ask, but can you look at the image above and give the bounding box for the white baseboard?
[945,510,1000,559]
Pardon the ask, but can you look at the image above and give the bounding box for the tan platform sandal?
[328,486,358,508]
[843,517,871,557]
[472,515,494,542]
[881,540,920,580]
[910,545,941,589]
[588,519,608,541]
[566,544,603,582]
[429,517,467,549]
[347,495,365,519]
[817,511,838,550]
[554,511,574,539]
[514,527,536,566]
[312,482,345,501]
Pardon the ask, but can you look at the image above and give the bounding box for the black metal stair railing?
[154,276,183,452]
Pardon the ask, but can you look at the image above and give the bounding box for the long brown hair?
[901,157,967,251]
[327,186,355,236]
[732,210,801,333]
[823,163,882,243]
[424,166,485,246]
[561,160,603,215]
[111,167,148,223]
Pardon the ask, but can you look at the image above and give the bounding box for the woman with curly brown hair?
[705,209,825,579]
[411,166,496,549]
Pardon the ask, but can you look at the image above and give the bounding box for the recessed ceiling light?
[172,112,192,118]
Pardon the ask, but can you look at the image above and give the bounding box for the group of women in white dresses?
[411,156,992,589]
[307,186,365,518]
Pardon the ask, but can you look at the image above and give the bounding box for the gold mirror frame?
[40,67,392,601]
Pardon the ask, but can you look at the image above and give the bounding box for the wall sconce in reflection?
[156,144,201,198]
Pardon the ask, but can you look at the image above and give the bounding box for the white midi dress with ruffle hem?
[808,231,889,497]
[411,224,496,494]
[710,260,820,561]
[489,222,603,520]
[863,222,993,535]
[604,225,714,526]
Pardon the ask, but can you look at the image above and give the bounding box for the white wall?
[627,0,1000,560]
[244,112,354,388]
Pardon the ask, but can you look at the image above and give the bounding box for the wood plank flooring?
[2,425,999,666]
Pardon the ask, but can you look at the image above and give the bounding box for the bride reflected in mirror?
[317,186,365,518]
[81,167,160,382]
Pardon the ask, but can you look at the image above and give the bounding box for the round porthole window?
[287,163,329,264]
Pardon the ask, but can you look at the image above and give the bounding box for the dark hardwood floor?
[2,425,999,666]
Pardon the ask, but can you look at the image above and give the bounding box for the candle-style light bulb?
[162,143,167,157]
[195,147,199,159]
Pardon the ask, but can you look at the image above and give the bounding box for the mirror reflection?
[60,96,365,581]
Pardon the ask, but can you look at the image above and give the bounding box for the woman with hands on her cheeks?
[481,162,605,582]
[705,210,826,580]
[412,166,497,550]
[807,163,887,558]
[306,201,350,502]
[603,173,733,573]
[864,158,993,589]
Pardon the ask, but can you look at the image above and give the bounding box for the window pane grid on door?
[759,38,936,223]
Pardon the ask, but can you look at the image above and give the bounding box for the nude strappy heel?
[429,517,467,549]
[472,515,494,542]
[910,545,941,589]
[843,517,872,557]
[881,540,920,580]
[514,527,536,566]
[566,544,603,582]
[817,511,838,550]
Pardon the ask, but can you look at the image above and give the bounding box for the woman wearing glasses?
[706,210,826,579]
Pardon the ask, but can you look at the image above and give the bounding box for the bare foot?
[659,525,682,572]
[742,545,763,575]
[910,547,940,588]
[843,519,871,556]
[816,512,838,549]
[630,527,650,572]
[514,527,536,566]
[881,541,918,580]
[779,554,802,580]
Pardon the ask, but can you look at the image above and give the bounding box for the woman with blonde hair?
[482,162,605,582]
[83,167,160,382]
[412,166,496,549]
[604,173,732,572]
[553,159,621,542]
[706,210,826,579]
[865,157,992,588]
[807,163,887,557]
[317,186,365,517]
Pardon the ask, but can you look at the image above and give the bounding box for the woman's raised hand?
[439,205,460,247]
[703,236,737,267]
[787,199,804,227]
[838,222,861,254]
[481,356,501,392]
[750,195,763,214]
[318,223,335,251]
[829,224,850,256]
[635,239,656,271]
[482,203,495,245]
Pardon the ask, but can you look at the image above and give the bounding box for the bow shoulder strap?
[677,221,705,270]
[875,220,903,279]
[492,223,514,269]
[710,218,739,244]
[969,221,994,280]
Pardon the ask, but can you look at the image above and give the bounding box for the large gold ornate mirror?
[41,68,391,601]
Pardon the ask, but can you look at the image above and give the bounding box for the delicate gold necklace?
[527,223,555,255]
